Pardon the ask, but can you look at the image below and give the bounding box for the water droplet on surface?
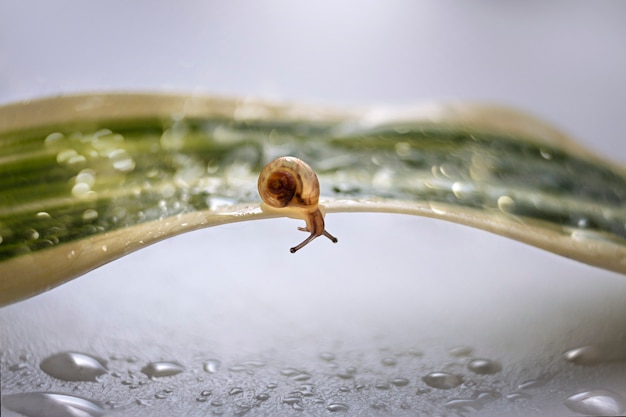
[282,396,302,405]
[449,346,473,357]
[82,209,99,222]
[25,229,40,240]
[319,352,336,361]
[422,372,463,389]
[229,387,243,395]
[45,132,65,146]
[517,375,549,390]
[72,182,92,198]
[564,389,626,416]
[293,372,312,381]
[109,149,135,172]
[280,368,300,376]
[203,359,221,373]
[255,393,270,401]
[327,403,349,412]
[563,343,626,366]
[390,377,410,387]
[40,352,108,381]
[141,361,184,378]
[497,195,515,212]
[381,357,397,366]
[467,358,502,374]
[375,382,391,390]
[2,392,105,417]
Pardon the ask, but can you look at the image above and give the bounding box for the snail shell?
[258,156,338,253]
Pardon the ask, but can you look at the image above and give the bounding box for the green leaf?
[1,93,625,306]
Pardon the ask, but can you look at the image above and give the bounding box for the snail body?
[258,156,338,253]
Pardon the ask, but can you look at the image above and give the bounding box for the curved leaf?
[0,93,624,306]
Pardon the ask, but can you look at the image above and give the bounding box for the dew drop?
[390,377,410,387]
[56,149,78,164]
[255,393,270,401]
[564,389,626,416]
[517,375,549,390]
[381,357,397,366]
[203,359,221,373]
[327,403,349,412]
[40,352,108,382]
[82,209,99,222]
[141,361,184,378]
[467,358,502,374]
[282,396,302,405]
[2,392,105,417]
[563,343,626,366]
[422,372,463,389]
[298,383,315,396]
[72,182,92,198]
[229,387,243,395]
[25,228,40,240]
[375,382,391,390]
[449,346,473,357]
[109,149,135,172]
[293,372,312,381]
[45,132,65,146]
[320,352,336,361]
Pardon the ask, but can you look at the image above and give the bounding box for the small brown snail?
[258,156,338,253]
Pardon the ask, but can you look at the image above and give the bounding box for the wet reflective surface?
[2,215,626,416]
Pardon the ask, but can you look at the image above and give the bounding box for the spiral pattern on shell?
[258,156,320,209]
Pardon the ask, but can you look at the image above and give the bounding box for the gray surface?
[2,2,626,416]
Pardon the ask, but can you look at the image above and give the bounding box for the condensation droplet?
[422,372,463,389]
[110,150,136,172]
[40,352,107,382]
[44,132,65,146]
[467,358,502,374]
[327,403,349,412]
[319,352,336,361]
[497,195,515,213]
[449,346,473,357]
[76,169,96,187]
[72,182,92,198]
[564,389,626,416]
[229,387,243,395]
[563,343,626,366]
[36,212,51,219]
[381,357,397,366]
[517,375,549,390]
[203,359,221,373]
[390,377,410,387]
[256,393,270,401]
[2,392,105,417]
[141,361,185,378]
[56,149,79,164]
[25,229,39,240]
[82,209,99,222]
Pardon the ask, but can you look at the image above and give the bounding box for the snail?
[258,156,338,253]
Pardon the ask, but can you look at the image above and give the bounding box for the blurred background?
[1,2,626,416]
[1,1,625,162]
